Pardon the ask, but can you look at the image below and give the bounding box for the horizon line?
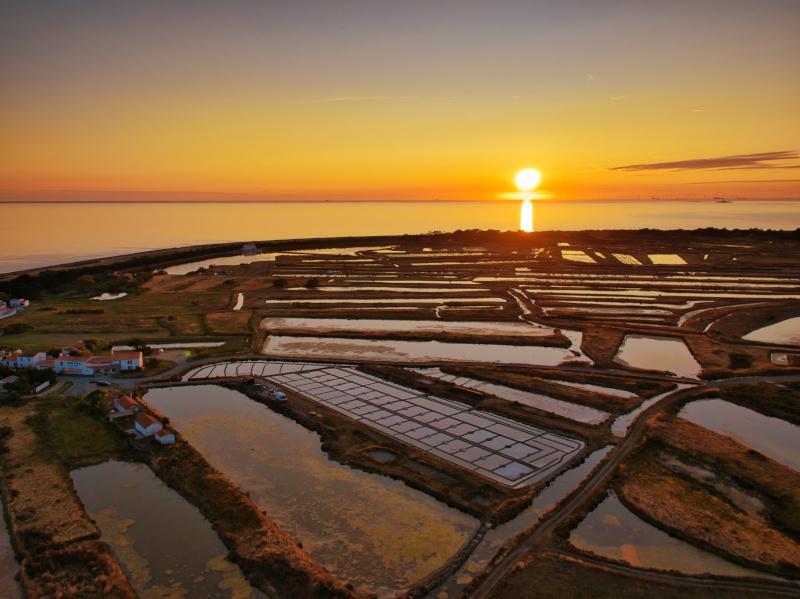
[2,197,800,204]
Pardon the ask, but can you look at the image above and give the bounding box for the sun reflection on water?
[520,199,533,232]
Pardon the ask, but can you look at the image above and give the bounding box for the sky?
[1,0,799,201]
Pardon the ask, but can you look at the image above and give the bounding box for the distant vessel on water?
[714,197,733,203]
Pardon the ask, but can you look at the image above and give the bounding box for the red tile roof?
[86,356,113,365]
[117,396,141,410]
[111,351,142,360]
[135,413,161,429]
[155,428,174,438]
[58,355,92,363]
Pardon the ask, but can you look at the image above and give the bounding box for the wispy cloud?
[609,95,626,101]
[611,151,800,172]
[305,95,455,104]
[689,178,800,184]
[690,108,704,112]
[585,72,595,82]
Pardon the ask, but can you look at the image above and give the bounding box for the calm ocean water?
[1,200,798,273]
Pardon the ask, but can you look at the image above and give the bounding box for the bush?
[305,277,321,289]
[272,278,288,289]
[1,323,33,335]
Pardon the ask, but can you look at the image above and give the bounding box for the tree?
[305,277,320,289]
[272,278,288,289]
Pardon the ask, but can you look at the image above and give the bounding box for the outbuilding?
[154,428,176,445]
[114,395,142,414]
[134,413,163,437]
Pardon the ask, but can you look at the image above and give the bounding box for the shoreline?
[3,226,800,279]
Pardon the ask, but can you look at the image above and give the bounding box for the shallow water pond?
[435,447,610,597]
[71,460,260,599]
[163,252,284,275]
[0,500,22,599]
[743,315,800,346]
[264,297,505,304]
[91,292,128,301]
[261,317,553,337]
[614,334,701,378]
[570,493,766,577]
[648,253,687,265]
[144,385,478,597]
[679,399,800,471]
[413,368,608,424]
[262,335,589,367]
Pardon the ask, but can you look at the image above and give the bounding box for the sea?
[1,200,798,274]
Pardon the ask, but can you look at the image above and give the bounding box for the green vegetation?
[648,416,800,541]
[26,394,129,468]
[0,322,33,335]
[0,366,56,398]
[113,358,176,379]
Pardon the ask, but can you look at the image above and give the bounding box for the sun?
[514,168,541,192]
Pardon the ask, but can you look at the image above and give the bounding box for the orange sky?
[1,1,798,201]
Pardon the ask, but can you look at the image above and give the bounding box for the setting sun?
[514,168,542,192]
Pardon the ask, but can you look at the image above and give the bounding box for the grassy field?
[647,415,800,540]
[1,274,249,352]
[615,447,800,575]
[27,397,130,468]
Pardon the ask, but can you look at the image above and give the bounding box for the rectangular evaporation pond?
[264,365,584,488]
[560,250,596,264]
[261,335,588,367]
[70,461,259,598]
[612,253,642,265]
[264,298,506,304]
[260,317,553,337]
[648,253,687,265]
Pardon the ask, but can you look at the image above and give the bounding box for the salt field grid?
[184,361,584,488]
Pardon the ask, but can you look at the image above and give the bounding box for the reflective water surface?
[0,500,22,599]
[614,335,702,378]
[71,460,260,599]
[262,335,589,366]
[3,200,799,273]
[570,493,767,577]
[679,399,800,471]
[261,317,553,337]
[435,447,610,597]
[144,385,478,597]
[743,316,800,346]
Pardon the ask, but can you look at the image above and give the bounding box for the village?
[0,345,143,376]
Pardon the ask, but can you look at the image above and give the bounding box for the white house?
[15,352,46,368]
[110,351,143,371]
[154,428,176,445]
[0,351,20,368]
[134,413,163,437]
[55,356,98,376]
[53,351,142,376]
[113,395,142,413]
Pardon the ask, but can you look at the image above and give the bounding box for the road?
[56,352,800,597]
[464,373,800,599]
